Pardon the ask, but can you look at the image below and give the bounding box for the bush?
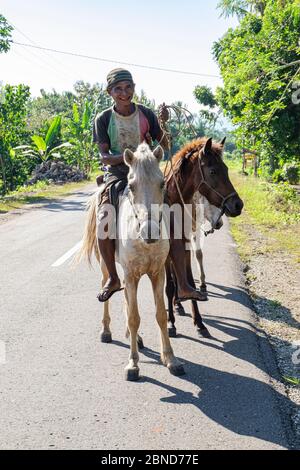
[272,169,284,183]
[282,162,299,185]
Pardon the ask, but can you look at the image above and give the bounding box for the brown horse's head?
[197,137,243,217]
[170,137,243,217]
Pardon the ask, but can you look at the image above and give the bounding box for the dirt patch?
[237,222,300,439]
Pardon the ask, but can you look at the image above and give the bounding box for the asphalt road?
[0,186,295,450]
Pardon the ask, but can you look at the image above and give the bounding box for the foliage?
[27,89,76,134]
[73,80,112,115]
[193,85,224,133]
[213,0,300,181]
[0,84,31,194]
[14,115,72,163]
[63,100,97,173]
[217,0,267,18]
[0,14,13,53]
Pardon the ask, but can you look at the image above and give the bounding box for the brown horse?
[164,137,243,338]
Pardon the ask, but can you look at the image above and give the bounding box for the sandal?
[97,286,124,302]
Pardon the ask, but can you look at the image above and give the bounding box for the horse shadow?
[195,280,300,331]
[112,339,297,449]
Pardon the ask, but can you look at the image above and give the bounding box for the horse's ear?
[153,145,164,162]
[124,148,135,166]
[220,137,226,147]
[203,137,212,156]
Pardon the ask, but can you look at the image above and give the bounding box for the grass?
[0,170,99,214]
[283,376,300,387]
[226,159,300,264]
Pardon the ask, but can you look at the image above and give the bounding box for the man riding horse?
[93,68,206,303]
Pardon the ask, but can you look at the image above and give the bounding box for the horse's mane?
[165,137,223,183]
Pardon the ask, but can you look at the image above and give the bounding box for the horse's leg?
[186,251,211,339]
[165,257,177,337]
[195,247,207,295]
[192,233,207,295]
[124,277,140,381]
[124,302,144,350]
[100,259,112,343]
[150,269,184,376]
[173,272,186,317]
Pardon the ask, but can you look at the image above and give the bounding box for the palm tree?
[217,0,267,19]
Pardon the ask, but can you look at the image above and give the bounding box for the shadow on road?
[203,281,300,330]
[111,324,296,449]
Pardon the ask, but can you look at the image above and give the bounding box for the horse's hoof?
[168,364,185,376]
[200,287,208,297]
[168,326,177,337]
[175,305,186,316]
[100,332,112,343]
[197,327,212,339]
[125,368,140,381]
[137,337,145,350]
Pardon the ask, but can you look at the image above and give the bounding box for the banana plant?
[66,100,94,172]
[14,115,72,162]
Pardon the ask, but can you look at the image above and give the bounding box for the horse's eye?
[209,168,217,176]
[129,184,135,192]
[160,181,165,190]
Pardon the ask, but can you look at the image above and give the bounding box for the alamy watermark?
[0,340,6,364]
[96,201,223,250]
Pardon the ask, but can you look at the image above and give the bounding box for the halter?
[165,148,238,235]
[196,153,238,212]
[125,186,164,237]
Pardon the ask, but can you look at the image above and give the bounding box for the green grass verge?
[226,159,300,263]
[0,170,99,214]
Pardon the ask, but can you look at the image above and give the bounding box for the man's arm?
[98,143,124,166]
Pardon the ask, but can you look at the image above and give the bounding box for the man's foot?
[97,278,123,302]
[175,287,207,304]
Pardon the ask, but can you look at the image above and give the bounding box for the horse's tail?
[77,192,100,265]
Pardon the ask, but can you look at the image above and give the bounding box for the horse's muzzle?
[214,219,223,230]
[139,220,160,244]
[224,195,244,217]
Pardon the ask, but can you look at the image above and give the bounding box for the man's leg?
[169,236,207,303]
[97,190,122,302]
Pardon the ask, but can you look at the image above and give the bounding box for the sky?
[0,0,237,113]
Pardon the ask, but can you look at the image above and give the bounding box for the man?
[93,68,205,303]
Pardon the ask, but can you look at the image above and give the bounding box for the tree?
[0,14,13,53]
[193,85,221,132]
[214,0,300,180]
[63,101,97,172]
[217,0,267,18]
[27,89,76,133]
[0,84,30,193]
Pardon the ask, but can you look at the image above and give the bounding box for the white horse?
[79,143,184,381]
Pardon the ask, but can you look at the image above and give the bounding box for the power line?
[6,19,77,80]
[11,41,221,79]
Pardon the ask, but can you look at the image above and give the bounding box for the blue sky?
[1,0,237,112]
